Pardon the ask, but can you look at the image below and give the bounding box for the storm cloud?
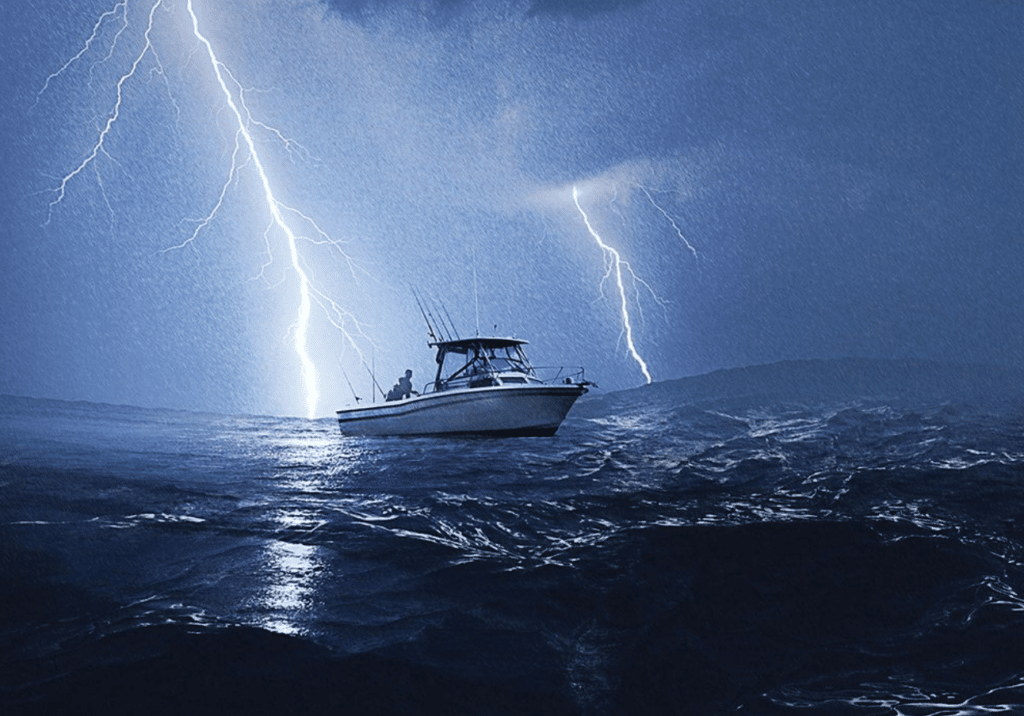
[319,0,648,24]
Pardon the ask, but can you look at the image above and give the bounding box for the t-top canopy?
[429,337,529,354]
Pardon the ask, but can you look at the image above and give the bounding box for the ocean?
[2,359,1024,715]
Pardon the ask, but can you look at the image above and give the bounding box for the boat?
[336,336,590,437]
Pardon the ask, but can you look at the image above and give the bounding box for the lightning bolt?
[573,186,653,385]
[185,0,323,417]
[41,0,370,419]
[44,0,165,225]
[637,185,701,269]
[32,1,129,110]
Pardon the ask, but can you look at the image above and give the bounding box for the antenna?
[472,244,480,336]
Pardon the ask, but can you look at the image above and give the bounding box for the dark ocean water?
[3,359,1024,715]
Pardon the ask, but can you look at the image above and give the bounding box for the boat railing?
[532,365,588,385]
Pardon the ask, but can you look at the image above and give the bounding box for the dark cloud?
[319,0,469,25]
[319,0,647,24]
[525,0,647,17]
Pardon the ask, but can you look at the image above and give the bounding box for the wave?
[3,359,1024,714]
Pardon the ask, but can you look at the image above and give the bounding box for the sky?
[1,0,1021,417]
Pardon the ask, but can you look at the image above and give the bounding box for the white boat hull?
[336,384,586,437]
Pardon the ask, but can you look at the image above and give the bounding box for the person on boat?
[398,369,417,399]
[385,370,417,401]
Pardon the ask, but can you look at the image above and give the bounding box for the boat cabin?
[430,337,541,392]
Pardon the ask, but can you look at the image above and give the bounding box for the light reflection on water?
[274,424,382,482]
[251,535,324,637]
[247,426,344,636]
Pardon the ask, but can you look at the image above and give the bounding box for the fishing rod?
[341,367,361,403]
[424,295,449,341]
[361,360,386,401]
[441,303,461,341]
[412,288,438,343]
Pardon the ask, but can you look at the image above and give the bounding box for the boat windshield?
[437,342,534,385]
